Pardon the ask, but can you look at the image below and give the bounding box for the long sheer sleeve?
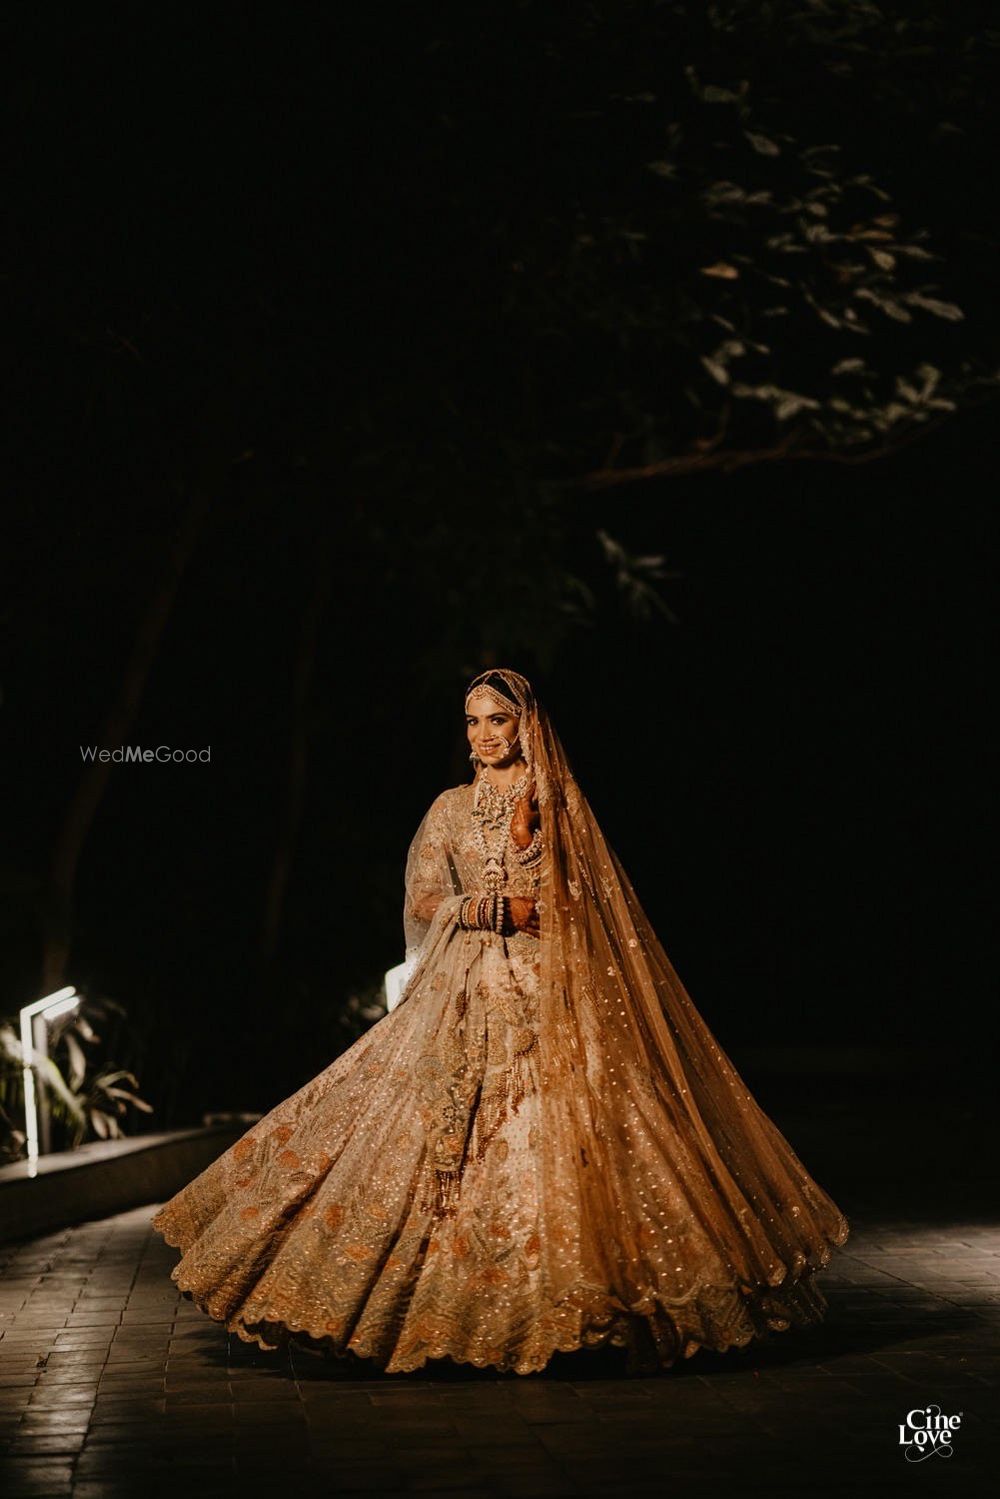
[402,790,464,964]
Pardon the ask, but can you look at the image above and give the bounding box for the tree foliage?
[364,1,998,491]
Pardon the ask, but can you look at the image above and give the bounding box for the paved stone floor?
[1,1087,996,1496]
[1,1205,995,1497]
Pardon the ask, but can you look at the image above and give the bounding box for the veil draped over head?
[443,667,848,1350]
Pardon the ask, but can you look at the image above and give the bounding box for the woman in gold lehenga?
[151,667,850,1374]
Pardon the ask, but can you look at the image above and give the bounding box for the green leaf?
[0,1025,23,1063]
[700,356,731,386]
[35,1056,86,1125]
[854,287,913,322]
[94,1069,141,1089]
[730,383,822,421]
[900,292,964,320]
[64,1033,87,1091]
[745,131,780,156]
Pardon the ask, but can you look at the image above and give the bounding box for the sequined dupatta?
[402,792,464,965]
[527,696,849,1335]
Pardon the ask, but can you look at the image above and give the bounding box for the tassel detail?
[421,1168,462,1219]
[473,1035,537,1161]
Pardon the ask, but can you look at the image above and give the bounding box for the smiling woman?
[150,666,849,1375]
[467,699,520,766]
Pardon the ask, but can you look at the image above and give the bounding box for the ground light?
[19,986,80,1177]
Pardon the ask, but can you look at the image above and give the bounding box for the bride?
[152,667,850,1374]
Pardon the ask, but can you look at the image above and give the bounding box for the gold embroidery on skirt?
[472,1029,538,1162]
[421,1167,463,1218]
[414,945,541,1215]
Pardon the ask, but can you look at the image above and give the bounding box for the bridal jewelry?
[513,825,543,867]
[457,893,506,932]
[469,724,523,766]
[472,767,531,895]
[465,678,524,718]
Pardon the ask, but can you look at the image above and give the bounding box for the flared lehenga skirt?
[151,926,849,1375]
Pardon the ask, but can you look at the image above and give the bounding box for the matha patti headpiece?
[464,668,535,718]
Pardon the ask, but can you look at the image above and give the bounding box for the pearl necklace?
[472,769,530,893]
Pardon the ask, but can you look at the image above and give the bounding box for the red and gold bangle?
[458,892,510,931]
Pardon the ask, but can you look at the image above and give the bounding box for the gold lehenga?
[151,669,850,1375]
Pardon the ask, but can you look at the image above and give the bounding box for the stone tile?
[41,1348,108,1367]
[25,1383,95,1408]
[230,1380,301,1401]
[0,1167,996,1495]
[89,1396,167,1422]
[0,1463,75,1496]
[18,1402,95,1426]
[95,1373,166,1394]
[27,1369,100,1390]
[48,1334,114,1356]
[0,1387,33,1408]
[166,1385,233,1405]
[6,1428,88,1454]
[71,1487,167,1499]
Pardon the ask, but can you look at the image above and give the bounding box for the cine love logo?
[898,1404,961,1462]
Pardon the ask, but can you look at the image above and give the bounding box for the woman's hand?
[506,896,540,937]
[510,778,540,850]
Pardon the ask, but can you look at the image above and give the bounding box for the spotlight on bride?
[150,667,850,1375]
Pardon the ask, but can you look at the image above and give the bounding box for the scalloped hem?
[151,1208,849,1378]
[164,1280,829,1377]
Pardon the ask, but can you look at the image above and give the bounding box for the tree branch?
[571,414,956,491]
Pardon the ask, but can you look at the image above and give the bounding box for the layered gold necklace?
[472,768,530,893]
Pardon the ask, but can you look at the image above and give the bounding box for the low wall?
[0,1125,247,1245]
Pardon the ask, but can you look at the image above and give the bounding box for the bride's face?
[465,693,521,766]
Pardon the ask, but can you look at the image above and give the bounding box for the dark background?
[2,5,994,1135]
